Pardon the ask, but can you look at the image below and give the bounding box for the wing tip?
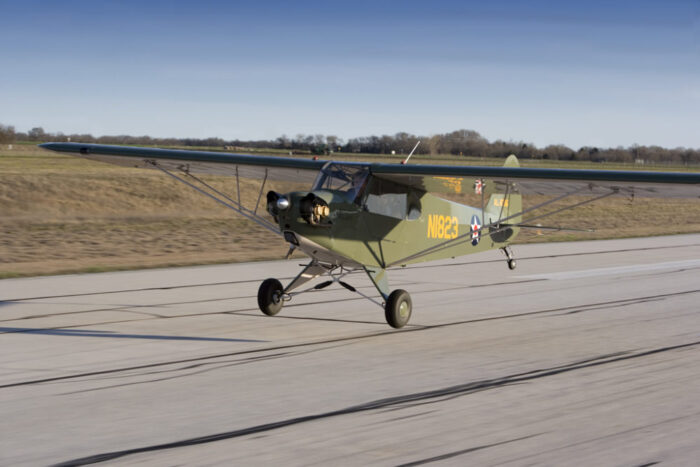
[38,142,59,152]
[39,142,71,151]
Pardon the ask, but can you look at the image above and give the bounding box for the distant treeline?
[3,124,699,165]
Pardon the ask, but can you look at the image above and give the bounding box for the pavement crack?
[4,290,699,390]
[51,340,700,466]
[395,434,542,466]
[60,342,354,394]
[59,352,294,394]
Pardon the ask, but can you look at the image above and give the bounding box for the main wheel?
[385,289,412,329]
[258,278,284,316]
[507,259,517,270]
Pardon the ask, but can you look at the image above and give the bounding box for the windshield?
[312,163,369,202]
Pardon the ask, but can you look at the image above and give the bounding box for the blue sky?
[1,0,698,148]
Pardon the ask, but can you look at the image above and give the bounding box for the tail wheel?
[385,289,412,329]
[508,259,516,270]
[258,278,284,316]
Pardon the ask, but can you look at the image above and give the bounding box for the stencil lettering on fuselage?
[427,214,459,239]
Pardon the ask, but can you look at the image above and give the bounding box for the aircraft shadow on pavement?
[0,327,265,343]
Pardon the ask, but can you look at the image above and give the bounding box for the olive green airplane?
[41,142,700,328]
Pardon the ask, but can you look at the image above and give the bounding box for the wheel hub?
[398,301,409,319]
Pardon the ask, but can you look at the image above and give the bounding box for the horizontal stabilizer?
[504,223,594,232]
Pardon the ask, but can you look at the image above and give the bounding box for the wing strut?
[254,168,269,215]
[477,189,617,247]
[147,161,281,235]
[387,186,617,267]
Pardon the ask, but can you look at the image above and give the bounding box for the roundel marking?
[470,214,481,246]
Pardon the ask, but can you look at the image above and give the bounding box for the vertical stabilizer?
[503,154,520,168]
[485,155,522,243]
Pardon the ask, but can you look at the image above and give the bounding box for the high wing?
[370,162,700,198]
[39,142,330,184]
[41,142,700,198]
[39,142,340,236]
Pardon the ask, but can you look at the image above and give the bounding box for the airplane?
[40,142,700,328]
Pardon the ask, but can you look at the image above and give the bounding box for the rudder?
[485,155,522,242]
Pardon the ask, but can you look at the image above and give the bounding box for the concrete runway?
[1,235,699,466]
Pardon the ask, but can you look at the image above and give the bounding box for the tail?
[485,155,521,243]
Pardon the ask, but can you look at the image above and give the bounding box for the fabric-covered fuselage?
[272,170,520,269]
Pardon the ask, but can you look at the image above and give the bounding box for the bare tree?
[27,127,46,141]
[0,124,16,143]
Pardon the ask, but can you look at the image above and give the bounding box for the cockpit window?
[364,177,422,220]
[312,163,369,202]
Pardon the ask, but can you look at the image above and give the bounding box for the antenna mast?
[402,140,421,164]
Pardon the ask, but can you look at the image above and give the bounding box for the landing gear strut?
[255,261,413,329]
[501,246,516,270]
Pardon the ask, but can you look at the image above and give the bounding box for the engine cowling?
[299,193,330,225]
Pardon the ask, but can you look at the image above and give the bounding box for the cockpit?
[312,163,370,203]
[310,162,422,220]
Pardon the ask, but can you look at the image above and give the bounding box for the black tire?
[385,289,412,329]
[507,259,517,270]
[258,278,284,316]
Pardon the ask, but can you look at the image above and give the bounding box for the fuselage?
[269,164,520,269]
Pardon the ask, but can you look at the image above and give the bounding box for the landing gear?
[257,278,284,316]
[501,246,516,270]
[258,262,330,318]
[385,289,412,328]
[364,267,411,328]
[256,262,412,329]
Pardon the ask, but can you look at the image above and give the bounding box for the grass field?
[2,144,699,278]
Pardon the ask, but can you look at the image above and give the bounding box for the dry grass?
[1,145,699,278]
